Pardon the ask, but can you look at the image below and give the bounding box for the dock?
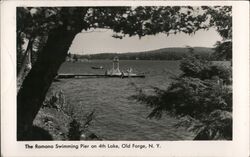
[56,73,145,79]
[57,57,146,79]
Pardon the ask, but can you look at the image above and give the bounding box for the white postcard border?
[1,1,249,157]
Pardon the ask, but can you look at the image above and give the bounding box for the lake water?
[49,60,195,140]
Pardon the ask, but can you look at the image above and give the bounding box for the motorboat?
[91,66,104,69]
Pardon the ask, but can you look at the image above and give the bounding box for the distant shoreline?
[74,46,214,55]
[68,47,215,61]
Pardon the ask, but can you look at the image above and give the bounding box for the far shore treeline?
[69,47,217,61]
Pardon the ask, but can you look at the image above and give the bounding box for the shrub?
[66,110,97,140]
[180,55,212,79]
[133,77,232,119]
[42,90,65,110]
[180,54,232,84]
[213,41,232,61]
[67,119,81,140]
[132,55,232,140]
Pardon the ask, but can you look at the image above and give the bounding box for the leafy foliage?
[17,6,232,76]
[17,6,232,46]
[133,76,232,118]
[180,55,212,79]
[132,54,232,140]
[42,90,65,110]
[194,110,232,140]
[180,55,232,84]
[67,119,81,140]
[213,41,232,60]
[203,6,232,40]
[41,90,99,140]
[17,6,232,140]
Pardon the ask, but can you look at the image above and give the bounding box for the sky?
[69,27,222,55]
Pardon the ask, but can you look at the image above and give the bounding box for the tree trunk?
[17,39,33,92]
[17,26,78,140]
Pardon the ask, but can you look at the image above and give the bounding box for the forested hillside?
[73,47,214,60]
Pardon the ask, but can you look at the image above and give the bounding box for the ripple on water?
[49,60,195,140]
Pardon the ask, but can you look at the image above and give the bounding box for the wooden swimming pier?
[56,73,145,79]
[57,57,146,79]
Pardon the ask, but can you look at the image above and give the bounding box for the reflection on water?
[49,60,194,140]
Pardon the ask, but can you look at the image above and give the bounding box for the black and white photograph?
[1,1,249,157]
[16,6,233,141]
